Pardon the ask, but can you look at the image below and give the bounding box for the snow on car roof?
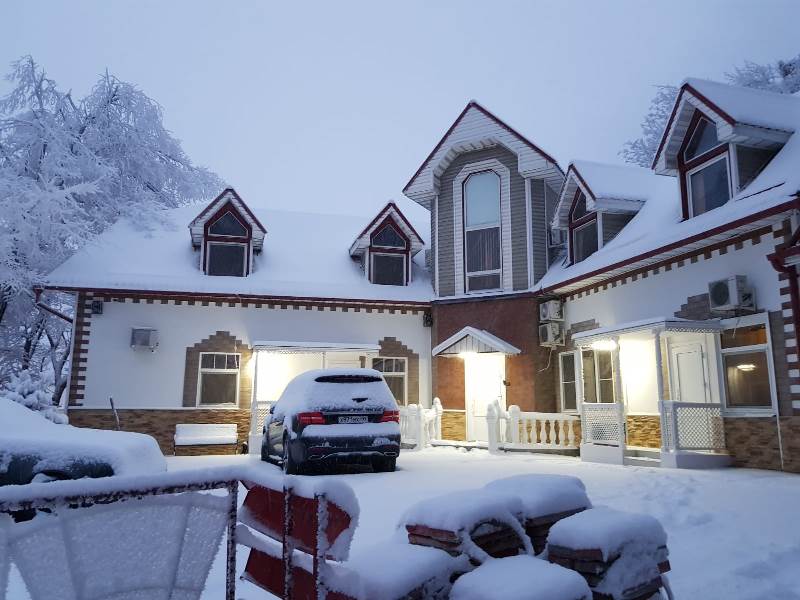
[46,199,432,303]
[274,368,397,413]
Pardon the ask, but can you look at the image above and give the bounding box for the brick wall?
[68,408,251,455]
[626,415,661,449]
[378,337,420,405]
[183,331,253,410]
[441,411,467,440]
[431,295,553,412]
[723,416,800,473]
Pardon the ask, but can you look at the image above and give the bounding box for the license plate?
[338,415,368,424]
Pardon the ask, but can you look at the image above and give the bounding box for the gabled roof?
[653,79,798,175]
[552,161,669,229]
[348,202,425,257]
[403,101,564,208]
[432,326,521,356]
[189,188,267,250]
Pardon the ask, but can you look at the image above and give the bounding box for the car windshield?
[314,374,382,384]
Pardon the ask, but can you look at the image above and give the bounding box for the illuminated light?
[737,363,757,372]
[590,339,617,352]
[458,351,478,360]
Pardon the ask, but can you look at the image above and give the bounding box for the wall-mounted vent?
[708,276,755,312]
[539,299,564,322]
[130,327,159,351]
[538,322,565,347]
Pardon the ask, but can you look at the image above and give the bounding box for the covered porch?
[571,317,731,468]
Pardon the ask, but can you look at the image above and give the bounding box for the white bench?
[174,424,239,455]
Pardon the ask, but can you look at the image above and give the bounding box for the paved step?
[623,455,661,468]
[625,446,661,460]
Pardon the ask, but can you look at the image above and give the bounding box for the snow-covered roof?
[47,202,432,304]
[542,82,800,295]
[552,161,672,229]
[188,188,267,251]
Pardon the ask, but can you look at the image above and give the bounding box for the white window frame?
[196,352,241,407]
[463,171,502,293]
[719,313,778,415]
[581,349,616,404]
[683,117,723,163]
[686,152,732,218]
[370,252,407,286]
[372,356,408,405]
[371,223,407,250]
[572,219,600,264]
[206,241,248,277]
[559,351,579,413]
[208,211,249,238]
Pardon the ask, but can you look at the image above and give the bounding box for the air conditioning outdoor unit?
[130,327,159,351]
[708,276,755,312]
[539,322,565,347]
[539,299,564,322]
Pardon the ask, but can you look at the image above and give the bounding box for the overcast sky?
[2,1,798,221]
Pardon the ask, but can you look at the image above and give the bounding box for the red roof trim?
[191,188,267,233]
[354,202,424,246]
[542,197,799,294]
[42,286,430,308]
[402,101,563,194]
[651,83,737,170]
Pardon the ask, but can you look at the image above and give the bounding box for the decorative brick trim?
[375,337,420,405]
[564,226,770,301]
[67,291,94,406]
[183,331,253,409]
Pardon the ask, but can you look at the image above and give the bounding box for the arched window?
[464,171,501,292]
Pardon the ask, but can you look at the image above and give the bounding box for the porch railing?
[581,403,626,447]
[486,404,580,452]
[660,401,726,452]
[399,398,443,450]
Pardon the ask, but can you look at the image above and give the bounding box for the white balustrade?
[399,398,443,450]
[487,404,579,452]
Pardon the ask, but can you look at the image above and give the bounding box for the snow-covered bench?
[485,474,591,554]
[173,423,239,456]
[547,507,671,600]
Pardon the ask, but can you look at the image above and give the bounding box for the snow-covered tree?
[621,53,800,167]
[0,56,223,412]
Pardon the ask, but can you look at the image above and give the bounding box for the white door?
[669,343,710,403]
[464,353,506,442]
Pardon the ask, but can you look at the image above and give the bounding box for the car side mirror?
[269,405,275,414]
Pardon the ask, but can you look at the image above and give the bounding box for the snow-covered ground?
[6,448,800,599]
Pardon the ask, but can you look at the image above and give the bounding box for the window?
[571,191,588,220]
[688,155,730,216]
[372,224,406,248]
[559,352,578,411]
[721,322,773,409]
[209,212,248,237]
[572,221,598,263]
[736,145,778,190]
[581,349,615,403]
[207,243,246,277]
[372,357,407,405]
[197,352,240,406]
[549,228,567,247]
[683,118,721,161]
[371,253,405,286]
[464,171,501,292]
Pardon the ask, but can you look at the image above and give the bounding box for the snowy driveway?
[171,447,800,600]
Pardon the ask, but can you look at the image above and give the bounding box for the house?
[46,191,433,453]
[46,79,800,472]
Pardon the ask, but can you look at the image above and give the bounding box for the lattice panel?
[675,404,726,451]
[581,404,624,446]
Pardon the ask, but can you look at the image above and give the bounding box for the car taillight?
[298,412,325,425]
[381,410,400,423]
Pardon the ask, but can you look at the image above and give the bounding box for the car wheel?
[282,433,300,475]
[372,457,396,473]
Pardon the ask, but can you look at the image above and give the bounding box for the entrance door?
[464,353,506,442]
[669,343,710,403]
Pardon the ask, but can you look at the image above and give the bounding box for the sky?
[2,0,799,223]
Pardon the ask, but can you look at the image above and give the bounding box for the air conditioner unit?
[708,276,755,312]
[539,299,564,322]
[539,322,565,347]
[130,327,159,351]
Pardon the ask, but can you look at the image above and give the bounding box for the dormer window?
[568,189,599,264]
[679,114,731,218]
[189,189,267,278]
[349,202,424,288]
[464,171,502,292]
